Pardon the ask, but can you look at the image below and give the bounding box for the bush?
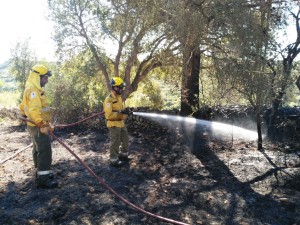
[47,75,106,124]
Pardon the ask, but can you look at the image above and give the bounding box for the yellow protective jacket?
[19,71,51,126]
[103,91,127,128]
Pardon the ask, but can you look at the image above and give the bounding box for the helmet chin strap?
[112,86,122,94]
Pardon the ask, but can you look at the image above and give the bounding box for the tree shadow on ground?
[183,123,297,225]
[1,121,299,225]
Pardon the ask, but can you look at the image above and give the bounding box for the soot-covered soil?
[1,117,300,225]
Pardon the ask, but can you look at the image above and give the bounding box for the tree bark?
[180,46,200,116]
[256,112,263,150]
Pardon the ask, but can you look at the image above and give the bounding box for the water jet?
[133,112,260,141]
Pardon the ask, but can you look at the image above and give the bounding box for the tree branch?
[296,75,300,91]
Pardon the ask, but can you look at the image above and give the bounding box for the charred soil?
[1,115,300,225]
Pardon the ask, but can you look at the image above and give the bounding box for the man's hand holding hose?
[36,121,55,135]
[121,107,132,115]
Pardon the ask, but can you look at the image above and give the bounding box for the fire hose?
[0,113,103,165]
[54,112,105,128]
[17,116,190,225]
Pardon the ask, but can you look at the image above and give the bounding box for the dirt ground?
[1,114,300,225]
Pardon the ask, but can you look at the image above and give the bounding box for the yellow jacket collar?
[110,90,120,98]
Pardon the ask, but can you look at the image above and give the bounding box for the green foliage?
[0,62,17,92]
[5,0,297,124]
[159,81,181,110]
[46,53,107,124]
[283,85,300,107]
[48,0,178,101]
[283,62,300,106]
[0,91,20,107]
[126,78,162,109]
[126,76,180,110]
[9,39,37,93]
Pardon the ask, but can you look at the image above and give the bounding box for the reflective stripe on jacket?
[103,91,126,128]
[19,71,51,126]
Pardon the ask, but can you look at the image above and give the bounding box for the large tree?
[155,0,257,115]
[211,1,300,148]
[269,5,300,109]
[48,0,177,101]
[251,2,300,139]
[155,0,213,116]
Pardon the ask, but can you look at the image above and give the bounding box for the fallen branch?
[0,143,33,165]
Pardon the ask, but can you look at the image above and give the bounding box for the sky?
[0,0,56,63]
[0,1,297,65]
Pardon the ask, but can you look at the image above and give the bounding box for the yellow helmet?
[31,65,52,76]
[110,77,125,88]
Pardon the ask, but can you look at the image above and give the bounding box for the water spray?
[133,112,260,141]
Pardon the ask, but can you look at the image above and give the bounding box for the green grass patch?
[0,91,21,107]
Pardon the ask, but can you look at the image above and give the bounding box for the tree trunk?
[256,112,263,150]
[180,46,200,116]
[268,58,293,138]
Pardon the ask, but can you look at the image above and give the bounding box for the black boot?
[118,155,130,162]
[36,175,58,189]
[110,160,125,167]
[35,171,54,179]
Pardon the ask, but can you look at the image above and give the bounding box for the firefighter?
[103,77,130,167]
[19,64,58,188]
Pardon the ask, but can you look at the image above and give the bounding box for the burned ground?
[0,113,300,225]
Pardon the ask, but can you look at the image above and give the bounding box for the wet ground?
[1,117,300,225]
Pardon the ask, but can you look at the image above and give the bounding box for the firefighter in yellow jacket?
[103,77,130,167]
[19,65,58,188]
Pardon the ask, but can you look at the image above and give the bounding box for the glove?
[36,121,47,128]
[121,108,131,115]
[40,126,50,135]
[37,121,54,135]
[122,114,128,120]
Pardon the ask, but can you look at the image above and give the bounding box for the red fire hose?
[54,112,105,128]
[18,116,190,225]
[0,113,103,165]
